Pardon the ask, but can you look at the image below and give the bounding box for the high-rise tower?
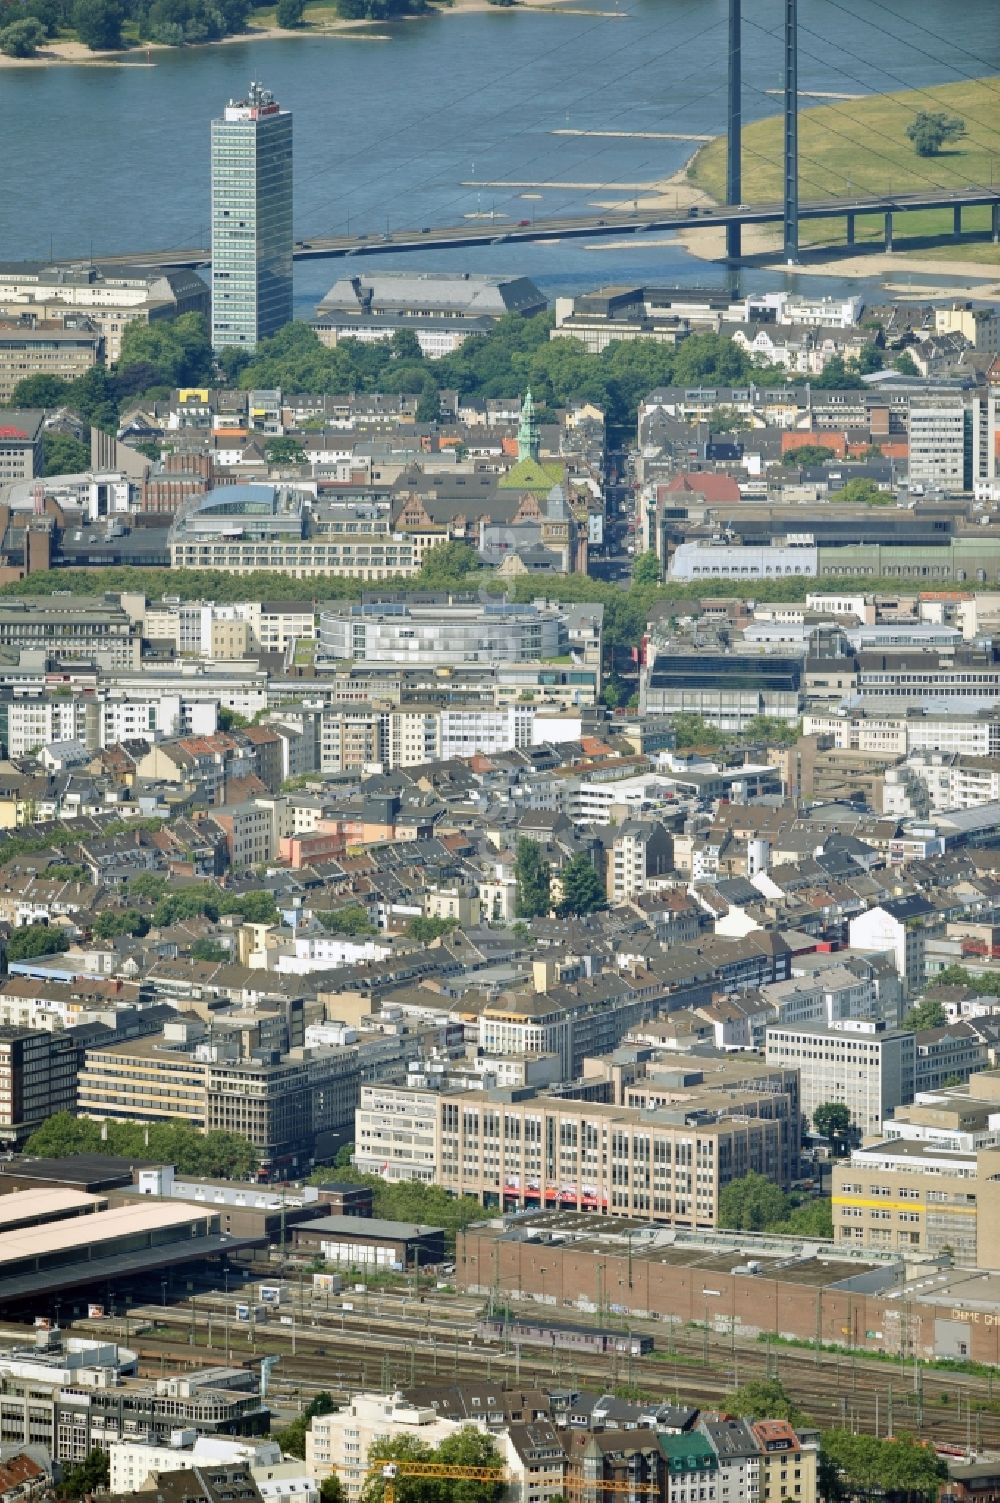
[210,81,293,351]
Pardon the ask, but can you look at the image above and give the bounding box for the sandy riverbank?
[0,0,590,66]
[589,160,1000,292]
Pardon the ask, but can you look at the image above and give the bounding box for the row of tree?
[717,1170,834,1239]
[25,1110,259,1176]
[514,838,605,920]
[0,0,252,53]
[218,315,882,432]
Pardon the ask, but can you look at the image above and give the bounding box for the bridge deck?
[81,187,1000,270]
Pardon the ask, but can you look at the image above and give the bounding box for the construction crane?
[563,1484,660,1498]
[370,1462,660,1503]
[372,1462,506,1503]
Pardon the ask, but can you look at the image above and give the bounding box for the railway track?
[124,1294,1000,1450]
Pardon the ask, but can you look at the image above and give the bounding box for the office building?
[318,600,568,667]
[0,264,208,363]
[0,316,102,405]
[832,1139,1000,1263]
[211,82,293,351]
[355,1068,798,1226]
[0,1028,79,1148]
[765,1020,915,1137]
[0,1333,266,1458]
[169,485,421,579]
[907,396,973,492]
[314,273,546,357]
[0,595,140,668]
[0,410,43,483]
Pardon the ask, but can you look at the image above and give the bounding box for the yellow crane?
[368,1461,661,1503]
[371,1462,506,1503]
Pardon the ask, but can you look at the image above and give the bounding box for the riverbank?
[0,0,587,67]
[685,73,1000,272]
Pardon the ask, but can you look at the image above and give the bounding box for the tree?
[780,1198,834,1239]
[190,938,228,962]
[362,1429,504,1503]
[781,443,837,467]
[556,852,605,918]
[218,706,250,731]
[93,909,148,939]
[11,374,71,408]
[72,0,124,47]
[316,905,377,937]
[741,714,799,746]
[903,997,946,1030]
[6,923,70,961]
[718,1171,789,1232]
[819,1430,945,1502]
[57,1448,110,1499]
[276,1391,336,1460]
[905,110,966,157]
[812,1102,852,1152]
[417,540,481,588]
[832,477,891,506]
[276,0,305,21]
[724,1378,808,1426]
[0,16,45,53]
[25,1111,259,1178]
[321,1479,347,1503]
[265,435,306,464]
[631,550,661,586]
[43,432,90,478]
[671,712,724,750]
[406,915,460,943]
[514,837,550,919]
[118,312,213,389]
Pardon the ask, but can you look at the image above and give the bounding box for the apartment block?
[306,1393,468,1497]
[750,1423,816,1503]
[765,1020,915,1137]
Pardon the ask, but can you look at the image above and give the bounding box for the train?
[475,1315,653,1357]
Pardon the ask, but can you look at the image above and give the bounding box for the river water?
[5,0,998,313]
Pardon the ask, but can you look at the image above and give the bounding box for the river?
[5,0,998,313]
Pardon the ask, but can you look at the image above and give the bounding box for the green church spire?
[517,388,540,463]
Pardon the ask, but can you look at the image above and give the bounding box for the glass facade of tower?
[210,82,293,351]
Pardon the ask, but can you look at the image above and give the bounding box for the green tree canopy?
[43,432,91,478]
[781,444,838,467]
[6,923,70,961]
[25,1111,258,1177]
[71,0,124,49]
[812,1102,852,1149]
[265,436,307,464]
[556,852,605,918]
[361,1429,504,1503]
[671,713,725,750]
[316,904,377,937]
[819,1429,945,1501]
[725,1378,809,1427]
[406,915,460,943]
[905,111,966,157]
[903,997,946,1029]
[417,540,482,589]
[717,1171,789,1232]
[57,1448,110,1499]
[0,16,46,54]
[514,837,550,919]
[631,550,661,586]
